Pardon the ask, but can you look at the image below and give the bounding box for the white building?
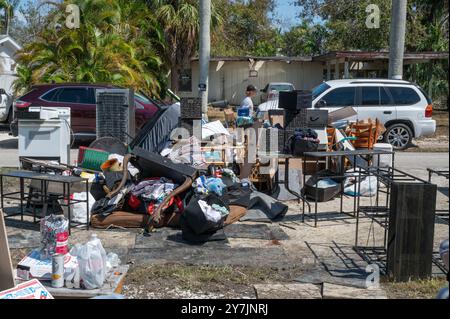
[173,52,449,106]
[176,56,324,106]
[0,35,21,122]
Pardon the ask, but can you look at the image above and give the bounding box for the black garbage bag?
[180,193,228,243]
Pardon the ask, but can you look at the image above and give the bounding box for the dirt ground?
[408,110,449,152]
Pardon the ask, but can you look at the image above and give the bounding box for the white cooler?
[372,143,393,168]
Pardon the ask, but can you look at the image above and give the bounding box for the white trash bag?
[344,174,377,197]
[70,234,107,289]
[61,192,95,224]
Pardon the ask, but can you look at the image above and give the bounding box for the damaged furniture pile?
[1,88,443,298]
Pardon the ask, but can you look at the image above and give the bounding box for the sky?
[13,0,303,32]
[272,0,302,31]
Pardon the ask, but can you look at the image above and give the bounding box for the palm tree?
[0,0,13,35]
[14,0,165,96]
[152,0,222,92]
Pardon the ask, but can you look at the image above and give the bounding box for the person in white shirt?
[239,85,257,117]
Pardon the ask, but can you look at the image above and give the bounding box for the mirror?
[317,100,327,108]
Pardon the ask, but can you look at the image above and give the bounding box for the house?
[176,56,324,106]
[0,35,21,122]
[174,51,448,106]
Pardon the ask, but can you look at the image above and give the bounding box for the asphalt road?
[0,122,448,173]
[0,133,448,172]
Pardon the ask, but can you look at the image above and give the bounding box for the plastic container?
[372,143,393,168]
[303,169,343,202]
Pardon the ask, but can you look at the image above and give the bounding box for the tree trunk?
[170,66,179,93]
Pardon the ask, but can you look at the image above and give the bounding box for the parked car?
[258,79,436,150]
[260,82,295,104]
[10,83,161,140]
[0,88,12,123]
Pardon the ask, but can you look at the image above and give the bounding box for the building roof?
[192,51,449,64]
[313,51,449,62]
[0,35,22,51]
[192,55,312,62]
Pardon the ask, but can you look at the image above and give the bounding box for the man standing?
[239,85,257,117]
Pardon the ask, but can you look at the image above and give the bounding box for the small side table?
[0,170,90,234]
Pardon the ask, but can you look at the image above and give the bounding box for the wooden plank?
[322,283,387,299]
[0,210,15,291]
[387,183,437,281]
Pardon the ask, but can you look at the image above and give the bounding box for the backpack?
[286,128,319,156]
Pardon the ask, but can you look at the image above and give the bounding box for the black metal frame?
[427,168,449,224]
[0,171,89,234]
[257,152,311,213]
[353,166,439,274]
[302,150,395,228]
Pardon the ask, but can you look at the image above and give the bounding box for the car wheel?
[384,123,413,150]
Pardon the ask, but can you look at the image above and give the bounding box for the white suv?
[311,79,436,150]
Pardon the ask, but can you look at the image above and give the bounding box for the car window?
[417,86,432,104]
[135,93,150,104]
[361,87,380,106]
[380,87,392,105]
[88,88,96,104]
[312,82,331,100]
[41,89,61,101]
[321,87,356,107]
[270,84,294,92]
[57,87,95,104]
[387,87,421,105]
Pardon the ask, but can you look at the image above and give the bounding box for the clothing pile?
[178,165,288,243]
[127,178,180,215]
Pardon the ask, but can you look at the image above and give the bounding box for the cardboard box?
[0,279,54,299]
[17,250,78,281]
[328,106,357,124]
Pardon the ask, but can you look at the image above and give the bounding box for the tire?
[384,123,413,150]
[6,107,12,124]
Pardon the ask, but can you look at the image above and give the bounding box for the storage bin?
[303,169,343,202]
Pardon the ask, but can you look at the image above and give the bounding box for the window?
[270,84,295,92]
[57,87,94,104]
[41,89,61,102]
[387,87,421,105]
[321,87,356,107]
[417,86,432,104]
[361,87,380,106]
[179,69,192,92]
[312,82,331,100]
[380,88,392,105]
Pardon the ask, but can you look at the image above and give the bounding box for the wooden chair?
[345,119,381,150]
[326,127,336,151]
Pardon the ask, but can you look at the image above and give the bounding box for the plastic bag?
[61,192,95,224]
[344,175,377,197]
[70,234,107,289]
[106,252,121,273]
